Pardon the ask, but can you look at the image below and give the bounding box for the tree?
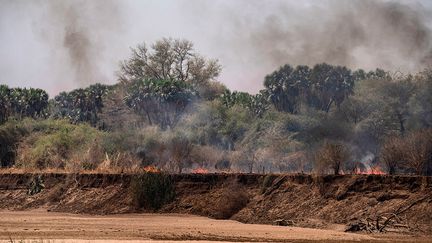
[380,129,432,175]
[124,79,196,129]
[348,76,414,154]
[382,78,415,135]
[0,87,49,120]
[338,96,371,124]
[380,136,405,175]
[168,133,193,173]
[0,85,11,123]
[264,64,309,113]
[309,64,354,112]
[220,90,269,118]
[119,38,221,97]
[264,63,354,113]
[315,142,350,175]
[53,83,110,126]
[248,91,270,118]
[404,129,432,175]
[26,88,49,118]
[353,69,367,81]
[409,70,432,128]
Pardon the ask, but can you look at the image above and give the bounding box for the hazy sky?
[1,0,432,96]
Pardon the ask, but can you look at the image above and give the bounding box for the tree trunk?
[145,111,152,126]
[333,163,340,175]
[397,113,405,136]
[325,99,334,113]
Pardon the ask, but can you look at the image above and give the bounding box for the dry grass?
[129,172,175,210]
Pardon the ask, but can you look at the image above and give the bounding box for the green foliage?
[0,85,49,123]
[2,42,432,175]
[53,83,110,127]
[28,175,45,195]
[124,79,196,129]
[222,105,252,145]
[119,38,221,88]
[264,64,305,113]
[176,101,226,146]
[409,71,432,129]
[129,172,175,210]
[264,63,355,113]
[220,90,269,117]
[2,119,105,169]
[0,85,11,123]
[0,119,30,167]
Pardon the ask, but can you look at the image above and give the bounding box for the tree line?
[1,38,431,175]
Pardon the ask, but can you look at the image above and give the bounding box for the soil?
[0,209,379,242]
[0,172,431,241]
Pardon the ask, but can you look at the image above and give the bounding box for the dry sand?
[0,209,426,242]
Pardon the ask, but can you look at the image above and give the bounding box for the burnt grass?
[0,172,431,235]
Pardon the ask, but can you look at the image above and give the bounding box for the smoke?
[55,2,101,86]
[0,0,124,94]
[43,0,123,86]
[185,0,432,93]
[249,1,432,69]
[360,152,375,172]
[1,0,432,95]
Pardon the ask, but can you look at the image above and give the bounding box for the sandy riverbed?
[0,209,427,242]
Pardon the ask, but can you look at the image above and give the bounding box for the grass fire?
[0,0,432,242]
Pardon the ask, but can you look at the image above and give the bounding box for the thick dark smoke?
[184,0,432,92]
[0,0,124,93]
[45,0,123,86]
[1,0,432,95]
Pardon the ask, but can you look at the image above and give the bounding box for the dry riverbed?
[0,210,429,242]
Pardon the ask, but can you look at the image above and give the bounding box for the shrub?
[129,172,175,210]
[315,141,350,175]
[167,133,193,173]
[81,139,105,170]
[381,129,432,175]
[28,175,45,195]
[0,119,29,167]
[380,136,406,175]
[404,129,432,176]
[190,145,224,170]
[13,119,104,169]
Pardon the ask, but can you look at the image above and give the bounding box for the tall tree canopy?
[220,90,269,118]
[53,83,110,126]
[118,38,221,89]
[264,63,355,113]
[0,85,49,123]
[124,79,196,129]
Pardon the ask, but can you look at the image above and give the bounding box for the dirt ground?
[0,210,430,243]
[1,173,432,242]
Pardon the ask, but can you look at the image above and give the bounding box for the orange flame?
[143,165,160,173]
[369,166,385,175]
[354,164,385,175]
[192,168,209,174]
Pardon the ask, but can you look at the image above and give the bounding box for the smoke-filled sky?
[1,0,432,96]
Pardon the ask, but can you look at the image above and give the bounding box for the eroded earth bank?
[0,173,431,241]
